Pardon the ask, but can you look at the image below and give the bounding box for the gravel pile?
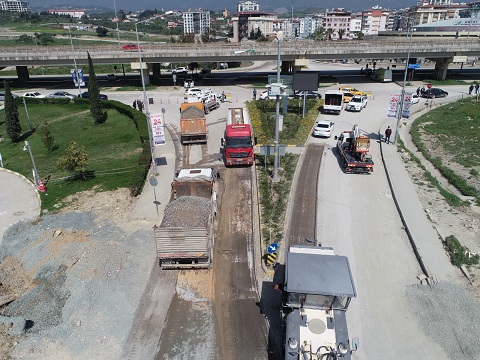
[0,211,156,360]
[161,196,210,228]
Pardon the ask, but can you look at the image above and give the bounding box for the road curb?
[0,167,41,210]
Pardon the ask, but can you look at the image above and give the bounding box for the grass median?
[0,98,150,211]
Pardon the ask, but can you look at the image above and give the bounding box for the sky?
[32,0,419,13]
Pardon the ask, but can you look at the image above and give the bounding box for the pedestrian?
[253,88,257,100]
[385,126,392,144]
[132,100,137,109]
[475,83,479,95]
[416,87,421,96]
[469,84,474,95]
[421,86,425,96]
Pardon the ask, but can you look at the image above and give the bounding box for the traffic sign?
[407,64,420,69]
[267,243,279,254]
[265,252,278,266]
[427,83,432,89]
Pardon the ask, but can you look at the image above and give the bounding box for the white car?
[312,120,335,138]
[46,91,76,99]
[259,90,277,100]
[185,87,202,96]
[173,67,188,74]
[345,95,367,111]
[23,91,44,98]
[411,94,420,104]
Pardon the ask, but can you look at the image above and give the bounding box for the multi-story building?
[182,9,210,35]
[237,1,259,12]
[323,8,351,40]
[417,0,451,5]
[230,11,277,42]
[0,0,29,12]
[411,3,463,25]
[349,16,362,37]
[361,8,391,35]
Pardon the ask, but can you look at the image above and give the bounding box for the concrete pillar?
[434,57,452,81]
[152,63,161,84]
[16,66,29,82]
[142,68,150,85]
[281,60,292,75]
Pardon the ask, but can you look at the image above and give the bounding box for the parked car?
[345,95,368,111]
[312,120,335,138]
[173,67,188,74]
[0,92,18,101]
[342,92,355,103]
[259,90,279,100]
[411,93,420,104]
[339,86,364,96]
[46,91,76,99]
[185,87,203,96]
[184,78,195,89]
[79,92,108,100]
[422,88,448,98]
[23,91,44,98]
[218,62,228,69]
[122,44,141,51]
[106,73,117,81]
[294,91,322,99]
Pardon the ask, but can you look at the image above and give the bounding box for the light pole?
[135,19,157,175]
[273,33,282,182]
[68,26,83,97]
[394,17,413,145]
[113,0,121,46]
[23,141,39,185]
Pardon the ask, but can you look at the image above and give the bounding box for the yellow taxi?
[339,86,364,96]
[343,92,355,103]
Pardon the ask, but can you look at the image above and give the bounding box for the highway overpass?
[1,38,479,82]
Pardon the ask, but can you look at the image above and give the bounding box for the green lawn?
[0,99,149,211]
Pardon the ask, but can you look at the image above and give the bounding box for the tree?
[3,81,21,142]
[312,27,325,41]
[178,33,195,43]
[41,122,55,152]
[87,52,107,124]
[16,34,34,44]
[34,32,55,45]
[326,28,335,41]
[96,27,108,37]
[338,29,346,40]
[354,31,365,40]
[55,141,89,180]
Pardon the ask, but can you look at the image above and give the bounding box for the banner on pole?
[149,113,166,146]
[387,93,400,118]
[71,68,85,87]
[387,92,412,119]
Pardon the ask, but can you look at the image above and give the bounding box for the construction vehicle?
[283,245,358,360]
[335,125,374,174]
[221,107,255,166]
[179,101,207,144]
[203,96,221,114]
[322,90,344,114]
[371,67,393,82]
[154,168,218,269]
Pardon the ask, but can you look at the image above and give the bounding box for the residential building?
[417,0,451,5]
[48,9,86,18]
[183,9,210,35]
[237,1,260,12]
[0,0,29,12]
[323,8,351,40]
[231,11,277,42]
[350,17,362,37]
[361,8,391,35]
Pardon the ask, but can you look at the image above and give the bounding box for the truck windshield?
[287,293,350,310]
[226,137,252,148]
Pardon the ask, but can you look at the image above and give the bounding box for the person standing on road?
[253,88,257,100]
[469,84,474,95]
[385,126,392,144]
[417,87,421,96]
[132,100,137,109]
[475,83,479,95]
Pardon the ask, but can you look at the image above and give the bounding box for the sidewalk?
[379,127,453,283]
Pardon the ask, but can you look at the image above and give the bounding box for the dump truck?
[283,245,358,360]
[335,125,374,174]
[180,101,207,144]
[221,107,255,166]
[322,90,344,114]
[154,168,217,269]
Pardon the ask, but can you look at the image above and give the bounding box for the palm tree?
[338,29,346,40]
[312,27,325,41]
[326,28,335,41]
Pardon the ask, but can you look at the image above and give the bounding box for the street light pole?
[24,141,39,185]
[394,17,413,145]
[113,0,121,46]
[68,26,83,97]
[135,20,157,175]
[273,34,281,182]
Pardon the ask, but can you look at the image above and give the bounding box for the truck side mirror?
[351,337,359,353]
[221,138,225,147]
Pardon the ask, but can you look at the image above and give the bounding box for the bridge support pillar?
[141,69,150,85]
[281,61,293,74]
[152,63,161,84]
[16,66,29,83]
[433,57,452,81]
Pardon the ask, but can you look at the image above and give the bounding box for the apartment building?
[47,9,86,18]
[182,9,210,35]
[323,8,351,40]
[0,0,29,12]
[361,9,391,35]
[237,1,259,12]
[231,11,277,42]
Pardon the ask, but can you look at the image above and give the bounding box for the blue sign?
[407,64,420,69]
[267,243,279,254]
[71,68,85,86]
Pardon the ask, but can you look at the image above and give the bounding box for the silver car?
[0,92,18,101]
[47,91,76,99]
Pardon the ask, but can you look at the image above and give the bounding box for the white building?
[48,9,86,18]
[0,0,29,12]
[237,1,260,12]
[182,9,210,35]
[350,17,362,36]
[323,8,351,40]
[361,9,391,35]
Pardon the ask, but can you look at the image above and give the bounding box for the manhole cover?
[308,318,326,334]
[13,211,25,216]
